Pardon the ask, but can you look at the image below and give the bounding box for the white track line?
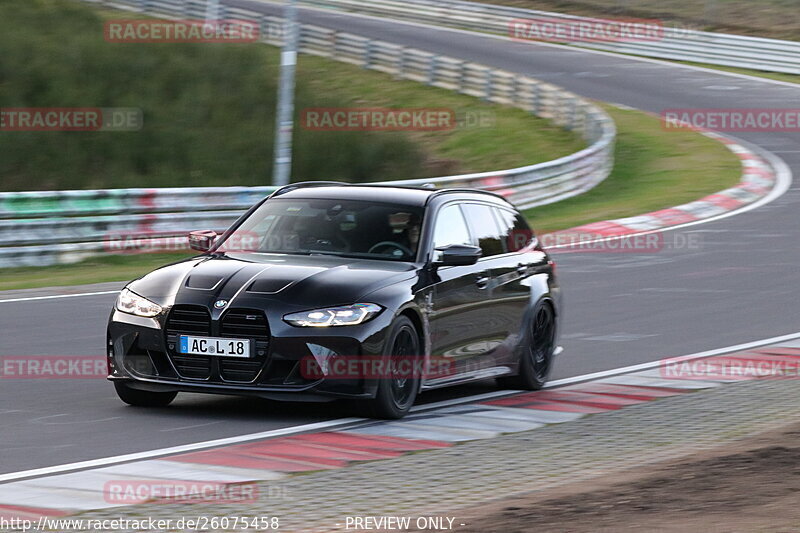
[0,291,120,304]
[3,330,800,484]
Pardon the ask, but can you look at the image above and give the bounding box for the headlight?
[116,288,163,318]
[284,303,382,327]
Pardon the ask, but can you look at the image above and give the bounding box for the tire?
[498,300,556,390]
[362,316,421,419]
[114,381,178,407]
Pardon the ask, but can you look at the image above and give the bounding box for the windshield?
[217,198,425,261]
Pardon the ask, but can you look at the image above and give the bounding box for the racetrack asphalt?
[0,1,798,475]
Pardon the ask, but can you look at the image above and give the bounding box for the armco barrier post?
[567,97,578,131]
[395,47,406,79]
[363,40,373,69]
[427,56,437,86]
[529,82,541,116]
[483,69,493,102]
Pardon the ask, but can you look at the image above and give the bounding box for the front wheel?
[362,316,421,419]
[498,300,556,390]
[114,381,178,407]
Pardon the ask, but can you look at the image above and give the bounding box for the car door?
[456,202,517,370]
[427,203,492,382]
[489,206,548,364]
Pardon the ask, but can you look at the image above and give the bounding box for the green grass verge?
[0,104,744,291]
[0,253,192,291]
[296,54,585,176]
[525,104,742,234]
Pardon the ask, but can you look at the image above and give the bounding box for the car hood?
[127,253,417,309]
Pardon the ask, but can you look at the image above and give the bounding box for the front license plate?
[179,336,251,358]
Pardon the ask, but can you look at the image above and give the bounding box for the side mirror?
[188,230,218,252]
[433,244,482,267]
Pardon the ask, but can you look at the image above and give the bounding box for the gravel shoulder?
[457,421,800,533]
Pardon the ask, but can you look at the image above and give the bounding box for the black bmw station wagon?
[107,183,560,418]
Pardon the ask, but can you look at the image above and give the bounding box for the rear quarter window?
[494,207,534,253]
[461,203,505,258]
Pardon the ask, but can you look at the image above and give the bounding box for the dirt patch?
[454,424,800,532]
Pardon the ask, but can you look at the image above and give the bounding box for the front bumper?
[107,306,395,401]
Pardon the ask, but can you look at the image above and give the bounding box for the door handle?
[475,273,490,289]
[517,264,528,276]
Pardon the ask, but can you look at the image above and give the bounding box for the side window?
[461,204,505,258]
[433,204,472,249]
[494,208,533,253]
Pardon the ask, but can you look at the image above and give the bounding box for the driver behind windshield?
[336,210,421,260]
[386,212,421,258]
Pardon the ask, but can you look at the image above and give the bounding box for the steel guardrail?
[0,0,615,267]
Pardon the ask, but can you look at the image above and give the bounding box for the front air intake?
[165,305,212,379]
[219,309,271,382]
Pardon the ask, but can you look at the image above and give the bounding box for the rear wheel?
[498,300,556,390]
[363,316,420,419]
[114,381,178,407]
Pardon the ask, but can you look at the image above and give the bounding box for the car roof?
[276,184,433,206]
[272,183,512,209]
